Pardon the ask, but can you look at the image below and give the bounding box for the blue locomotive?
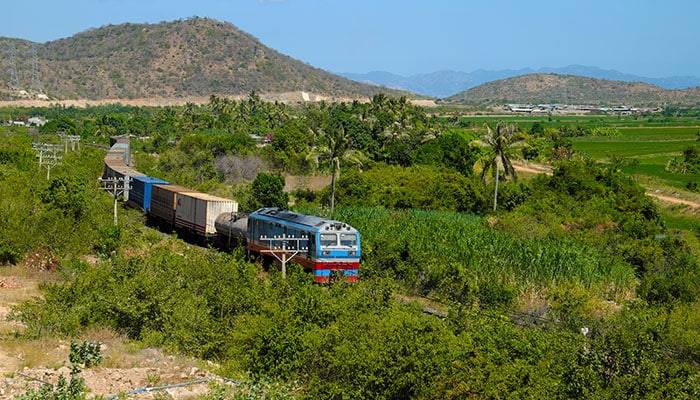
[215,208,360,282]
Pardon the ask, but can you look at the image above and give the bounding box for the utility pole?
[258,233,308,279]
[59,133,81,152]
[98,176,131,225]
[32,142,62,179]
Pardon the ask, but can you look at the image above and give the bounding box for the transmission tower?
[29,43,43,94]
[7,43,20,90]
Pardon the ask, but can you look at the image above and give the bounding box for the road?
[511,162,699,210]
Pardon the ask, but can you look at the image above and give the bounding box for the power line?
[59,133,81,152]
[258,233,309,279]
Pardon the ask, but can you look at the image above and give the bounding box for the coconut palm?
[473,121,522,211]
[310,123,365,216]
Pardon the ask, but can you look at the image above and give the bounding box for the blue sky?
[2,0,699,78]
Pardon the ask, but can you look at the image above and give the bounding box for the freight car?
[102,136,360,282]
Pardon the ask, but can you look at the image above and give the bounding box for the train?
[102,136,360,282]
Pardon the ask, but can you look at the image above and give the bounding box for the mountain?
[0,18,407,101]
[339,65,700,98]
[445,73,700,105]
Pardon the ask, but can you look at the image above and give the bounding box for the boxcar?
[174,191,238,237]
[149,184,198,226]
[128,176,170,212]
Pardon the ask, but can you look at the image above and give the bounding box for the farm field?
[457,114,700,128]
[461,114,699,191]
[572,126,700,190]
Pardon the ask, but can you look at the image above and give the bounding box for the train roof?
[153,184,198,194]
[251,207,357,232]
[104,163,145,178]
[131,175,169,185]
[178,191,238,204]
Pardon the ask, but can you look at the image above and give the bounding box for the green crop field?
[459,114,700,197]
[572,126,700,190]
[459,114,700,129]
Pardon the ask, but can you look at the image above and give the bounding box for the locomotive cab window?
[340,233,357,247]
[320,233,337,247]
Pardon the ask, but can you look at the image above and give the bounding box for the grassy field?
[458,114,700,129]
[460,115,699,189]
[572,126,699,190]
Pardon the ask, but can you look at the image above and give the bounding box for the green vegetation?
[458,114,700,192]
[573,127,699,189]
[1,101,699,399]
[16,340,102,400]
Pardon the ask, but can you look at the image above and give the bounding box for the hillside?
[446,73,700,105]
[340,66,700,98]
[0,18,407,101]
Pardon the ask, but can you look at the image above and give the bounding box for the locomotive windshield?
[340,233,357,247]
[320,233,337,247]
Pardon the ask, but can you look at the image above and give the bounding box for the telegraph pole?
[258,233,308,279]
[98,176,131,225]
[59,133,81,152]
[32,142,63,179]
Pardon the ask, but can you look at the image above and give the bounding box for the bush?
[250,172,288,210]
[93,225,122,257]
[69,340,103,369]
[334,165,487,213]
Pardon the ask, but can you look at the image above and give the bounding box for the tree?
[311,123,365,216]
[250,172,288,210]
[269,119,310,172]
[473,122,522,211]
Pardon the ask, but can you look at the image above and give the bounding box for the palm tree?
[310,123,365,216]
[473,121,522,211]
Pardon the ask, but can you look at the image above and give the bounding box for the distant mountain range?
[338,66,700,98]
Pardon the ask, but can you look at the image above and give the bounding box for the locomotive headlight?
[349,251,356,256]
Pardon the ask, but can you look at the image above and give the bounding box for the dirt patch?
[284,174,332,192]
[647,192,700,209]
[512,163,553,176]
[5,357,222,399]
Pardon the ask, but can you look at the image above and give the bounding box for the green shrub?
[93,225,122,257]
[69,340,103,369]
[16,373,87,400]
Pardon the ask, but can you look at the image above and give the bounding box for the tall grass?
[335,208,636,301]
